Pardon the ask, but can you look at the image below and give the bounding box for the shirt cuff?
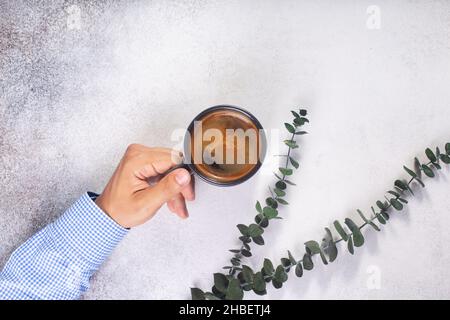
[49,192,128,267]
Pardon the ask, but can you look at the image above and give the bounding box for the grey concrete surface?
[1,0,450,299]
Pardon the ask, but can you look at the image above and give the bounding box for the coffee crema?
[187,108,263,184]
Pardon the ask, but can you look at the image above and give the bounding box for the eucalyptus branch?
[223,109,309,277]
[191,141,450,300]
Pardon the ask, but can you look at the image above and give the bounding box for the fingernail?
[175,171,190,186]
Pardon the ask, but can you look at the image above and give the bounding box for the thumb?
[139,168,191,213]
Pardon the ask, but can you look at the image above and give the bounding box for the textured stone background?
[1,0,450,299]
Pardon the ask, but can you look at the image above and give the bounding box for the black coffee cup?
[181,105,266,186]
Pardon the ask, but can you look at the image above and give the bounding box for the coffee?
[186,107,264,185]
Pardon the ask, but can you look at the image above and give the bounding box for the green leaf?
[394,180,408,191]
[284,123,295,134]
[333,220,349,241]
[415,177,425,187]
[272,279,282,289]
[255,214,269,228]
[263,258,274,274]
[255,201,262,213]
[241,249,252,257]
[403,165,417,178]
[295,131,308,135]
[433,162,442,170]
[276,198,289,205]
[388,190,400,197]
[275,180,286,190]
[344,218,364,247]
[319,251,328,265]
[284,180,296,186]
[252,272,266,293]
[252,236,265,245]
[191,288,205,300]
[304,240,321,254]
[347,236,354,255]
[398,197,408,204]
[446,143,450,155]
[225,279,243,300]
[324,227,338,262]
[204,292,221,300]
[302,253,314,270]
[237,224,248,236]
[266,197,278,208]
[376,213,386,225]
[239,236,251,243]
[279,167,293,176]
[274,188,286,197]
[288,250,296,264]
[280,258,291,271]
[299,109,307,116]
[248,224,264,237]
[289,157,299,169]
[440,154,450,164]
[295,263,303,277]
[214,273,229,294]
[376,200,386,210]
[231,258,240,266]
[241,265,254,284]
[425,148,437,163]
[291,110,300,119]
[422,164,435,177]
[229,249,241,253]
[436,147,441,158]
[284,140,298,149]
[263,206,278,219]
[274,265,288,283]
[294,117,309,126]
[390,198,404,211]
[380,211,390,221]
[357,209,380,231]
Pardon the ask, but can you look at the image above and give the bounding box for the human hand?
[95,144,195,228]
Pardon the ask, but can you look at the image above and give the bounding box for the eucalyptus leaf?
[299,109,307,116]
[390,198,403,211]
[248,224,264,237]
[403,165,417,178]
[237,224,249,236]
[376,213,386,225]
[253,272,266,293]
[284,140,298,149]
[274,188,286,197]
[276,198,289,205]
[304,240,321,254]
[302,253,314,270]
[446,142,450,155]
[291,110,300,119]
[214,273,229,294]
[263,258,274,274]
[274,265,288,283]
[440,154,450,164]
[295,263,303,277]
[347,236,354,255]
[344,218,364,247]
[266,197,278,208]
[272,279,282,289]
[284,123,295,134]
[263,206,278,219]
[289,157,299,169]
[241,265,254,284]
[252,236,265,245]
[333,220,349,241]
[357,209,380,231]
[422,164,435,178]
[225,279,244,300]
[415,177,425,187]
[275,180,287,190]
[284,180,296,186]
[295,131,308,135]
[255,201,262,213]
[255,214,269,228]
[279,167,293,176]
[425,148,437,163]
[288,250,296,264]
[191,288,205,300]
[241,249,252,257]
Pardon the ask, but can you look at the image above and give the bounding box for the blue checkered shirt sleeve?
[0,192,128,300]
